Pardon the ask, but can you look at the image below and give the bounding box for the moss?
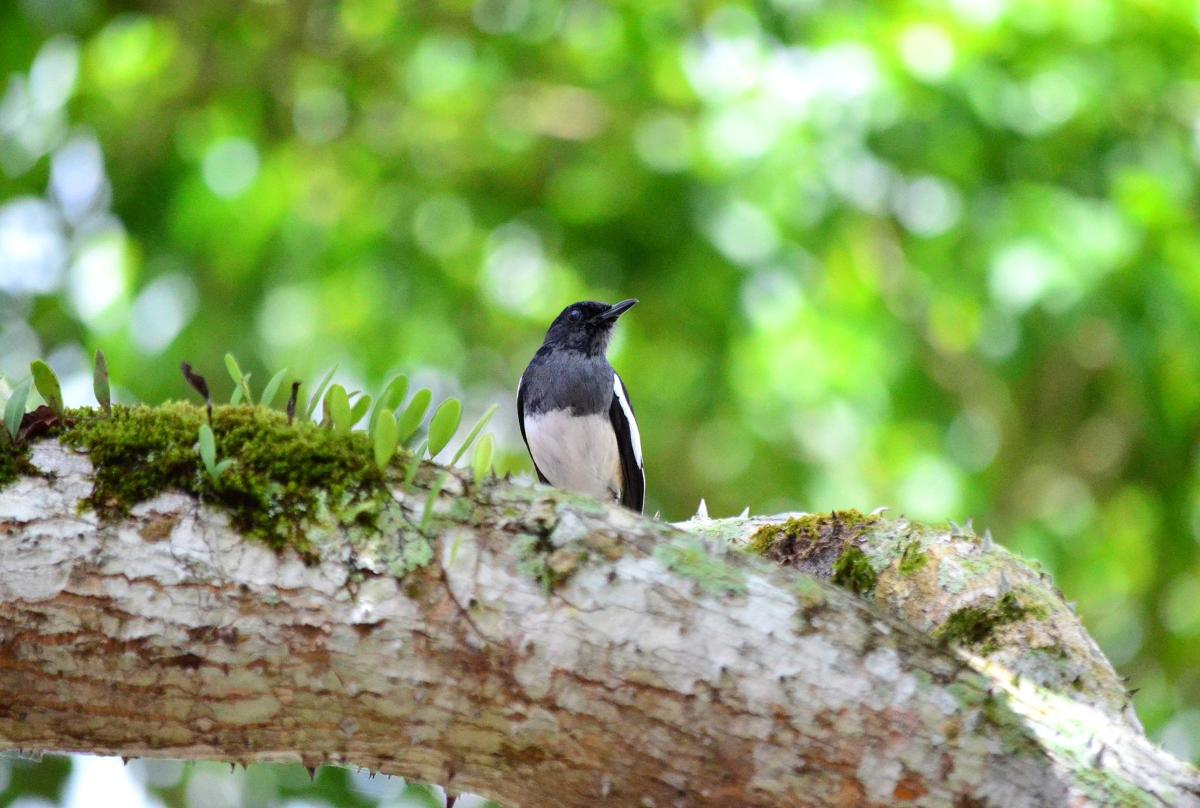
[933,592,1035,651]
[791,576,826,607]
[831,547,877,594]
[747,509,877,556]
[55,403,418,562]
[656,538,747,596]
[897,540,929,575]
[515,533,567,592]
[1068,760,1159,807]
[0,438,29,487]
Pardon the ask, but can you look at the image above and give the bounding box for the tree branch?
[1,439,1197,807]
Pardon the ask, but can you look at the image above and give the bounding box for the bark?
[1,440,1197,808]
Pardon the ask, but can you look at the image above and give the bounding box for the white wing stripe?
[613,373,643,467]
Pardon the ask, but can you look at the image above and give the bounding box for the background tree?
[1,0,1199,803]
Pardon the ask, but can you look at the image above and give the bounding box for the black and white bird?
[517,299,645,512]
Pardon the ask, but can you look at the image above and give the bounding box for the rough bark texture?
[1,440,1198,808]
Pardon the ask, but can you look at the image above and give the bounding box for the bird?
[517,299,645,512]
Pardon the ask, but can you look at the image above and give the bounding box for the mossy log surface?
[0,405,1197,808]
[687,509,1139,732]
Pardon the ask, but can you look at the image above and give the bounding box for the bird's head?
[542,299,638,355]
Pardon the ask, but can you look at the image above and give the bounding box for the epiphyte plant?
[196,423,232,481]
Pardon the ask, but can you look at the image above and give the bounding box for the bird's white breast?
[524,409,621,501]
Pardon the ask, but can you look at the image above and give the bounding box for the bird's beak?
[595,299,638,322]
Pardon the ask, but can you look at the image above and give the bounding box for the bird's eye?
[569,309,582,321]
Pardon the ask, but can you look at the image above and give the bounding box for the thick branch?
[0,440,1197,807]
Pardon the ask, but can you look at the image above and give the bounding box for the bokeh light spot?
[483,222,548,315]
[413,195,474,258]
[894,176,963,236]
[898,455,963,520]
[68,232,128,326]
[633,113,691,173]
[50,134,108,223]
[293,86,349,145]
[202,138,260,199]
[0,198,67,295]
[707,200,779,266]
[130,272,198,354]
[898,24,955,82]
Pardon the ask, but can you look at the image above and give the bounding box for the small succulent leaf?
[373,409,399,471]
[198,424,217,472]
[230,385,243,405]
[93,350,111,414]
[404,440,427,488]
[396,389,432,445]
[327,384,352,435]
[427,399,463,459]
[224,353,244,384]
[349,394,371,429]
[420,473,448,533]
[471,433,495,481]
[450,402,499,465]
[238,372,254,406]
[4,378,31,440]
[30,360,64,417]
[305,364,339,420]
[369,374,408,434]
[260,368,288,408]
[212,458,234,479]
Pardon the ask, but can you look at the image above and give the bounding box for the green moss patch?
[746,509,879,583]
[897,540,929,575]
[656,538,747,596]
[57,403,411,558]
[0,439,29,487]
[514,532,587,592]
[831,547,877,594]
[934,592,1040,652]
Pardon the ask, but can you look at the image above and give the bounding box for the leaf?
[286,381,301,425]
[471,433,495,482]
[427,398,463,459]
[373,409,399,471]
[420,473,448,533]
[450,403,499,465]
[212,458,233,479]
[226,355,254,405]
[93,350,111,414]
[369,374,408,435]
[181,362,210,400]
[305,364,339,420]
[403,440,427,488]
[4,378,31,441]
[224,353,244,384]
[349,394,372,429]
[230,385,243,405]
[260,368,288,408]
[326,384,352,435]
[30,360,63,417]
[396,389,432,445]
[198,424,217,473]
[181,362,212,422]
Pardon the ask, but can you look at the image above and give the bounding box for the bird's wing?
[517,375,550,484]
[609,372,645,512]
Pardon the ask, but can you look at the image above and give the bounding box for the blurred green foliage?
[1,0,1200,802]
